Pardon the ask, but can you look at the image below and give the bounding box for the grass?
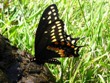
[0,0,110,83]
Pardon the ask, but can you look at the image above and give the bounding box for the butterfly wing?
[35,4,83,64]
[35,4,59,56]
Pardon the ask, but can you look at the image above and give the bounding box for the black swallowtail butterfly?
[34,4,83,64]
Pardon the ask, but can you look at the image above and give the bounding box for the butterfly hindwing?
[45,20,81,57]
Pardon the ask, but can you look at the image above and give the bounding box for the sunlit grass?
[0,0,110,83]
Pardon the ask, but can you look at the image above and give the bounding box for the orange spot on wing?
[54,47,59,51]
[54,42,59,45]
[67,42,71,46]
[71,45,74,48]
[59,49,65,57]
[47,46,51,49]
[61,42,65,45]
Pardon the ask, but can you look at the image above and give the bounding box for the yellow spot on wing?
[51,36,56,39]
[61,39,64,41]
[58,30,62,32]
[50,6,54,9]
[51,33,55,36]
[71,40,75,44]
[52,9,55,12]
[59,33,62,35]
[52,39,57,42]
[60,36,63,39]
[48,16,51,20]
[57,24,61,26]
[58,26,62,29]
[44,31,48,33]
[55,21,60,24]
[51,29,54,33]
[48,11,52,15]
[52,25,56,29]
[48,20,52,24]
[42,17,45,20]
[54,17,57,20]
[53,13,56,15]
[67,37,70,40]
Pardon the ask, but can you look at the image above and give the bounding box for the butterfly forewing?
[36,4,59,45]
[35,4,59,55]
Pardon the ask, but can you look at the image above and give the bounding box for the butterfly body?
[34,4,83,64]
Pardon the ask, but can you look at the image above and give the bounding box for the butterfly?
[34,4,83,65]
